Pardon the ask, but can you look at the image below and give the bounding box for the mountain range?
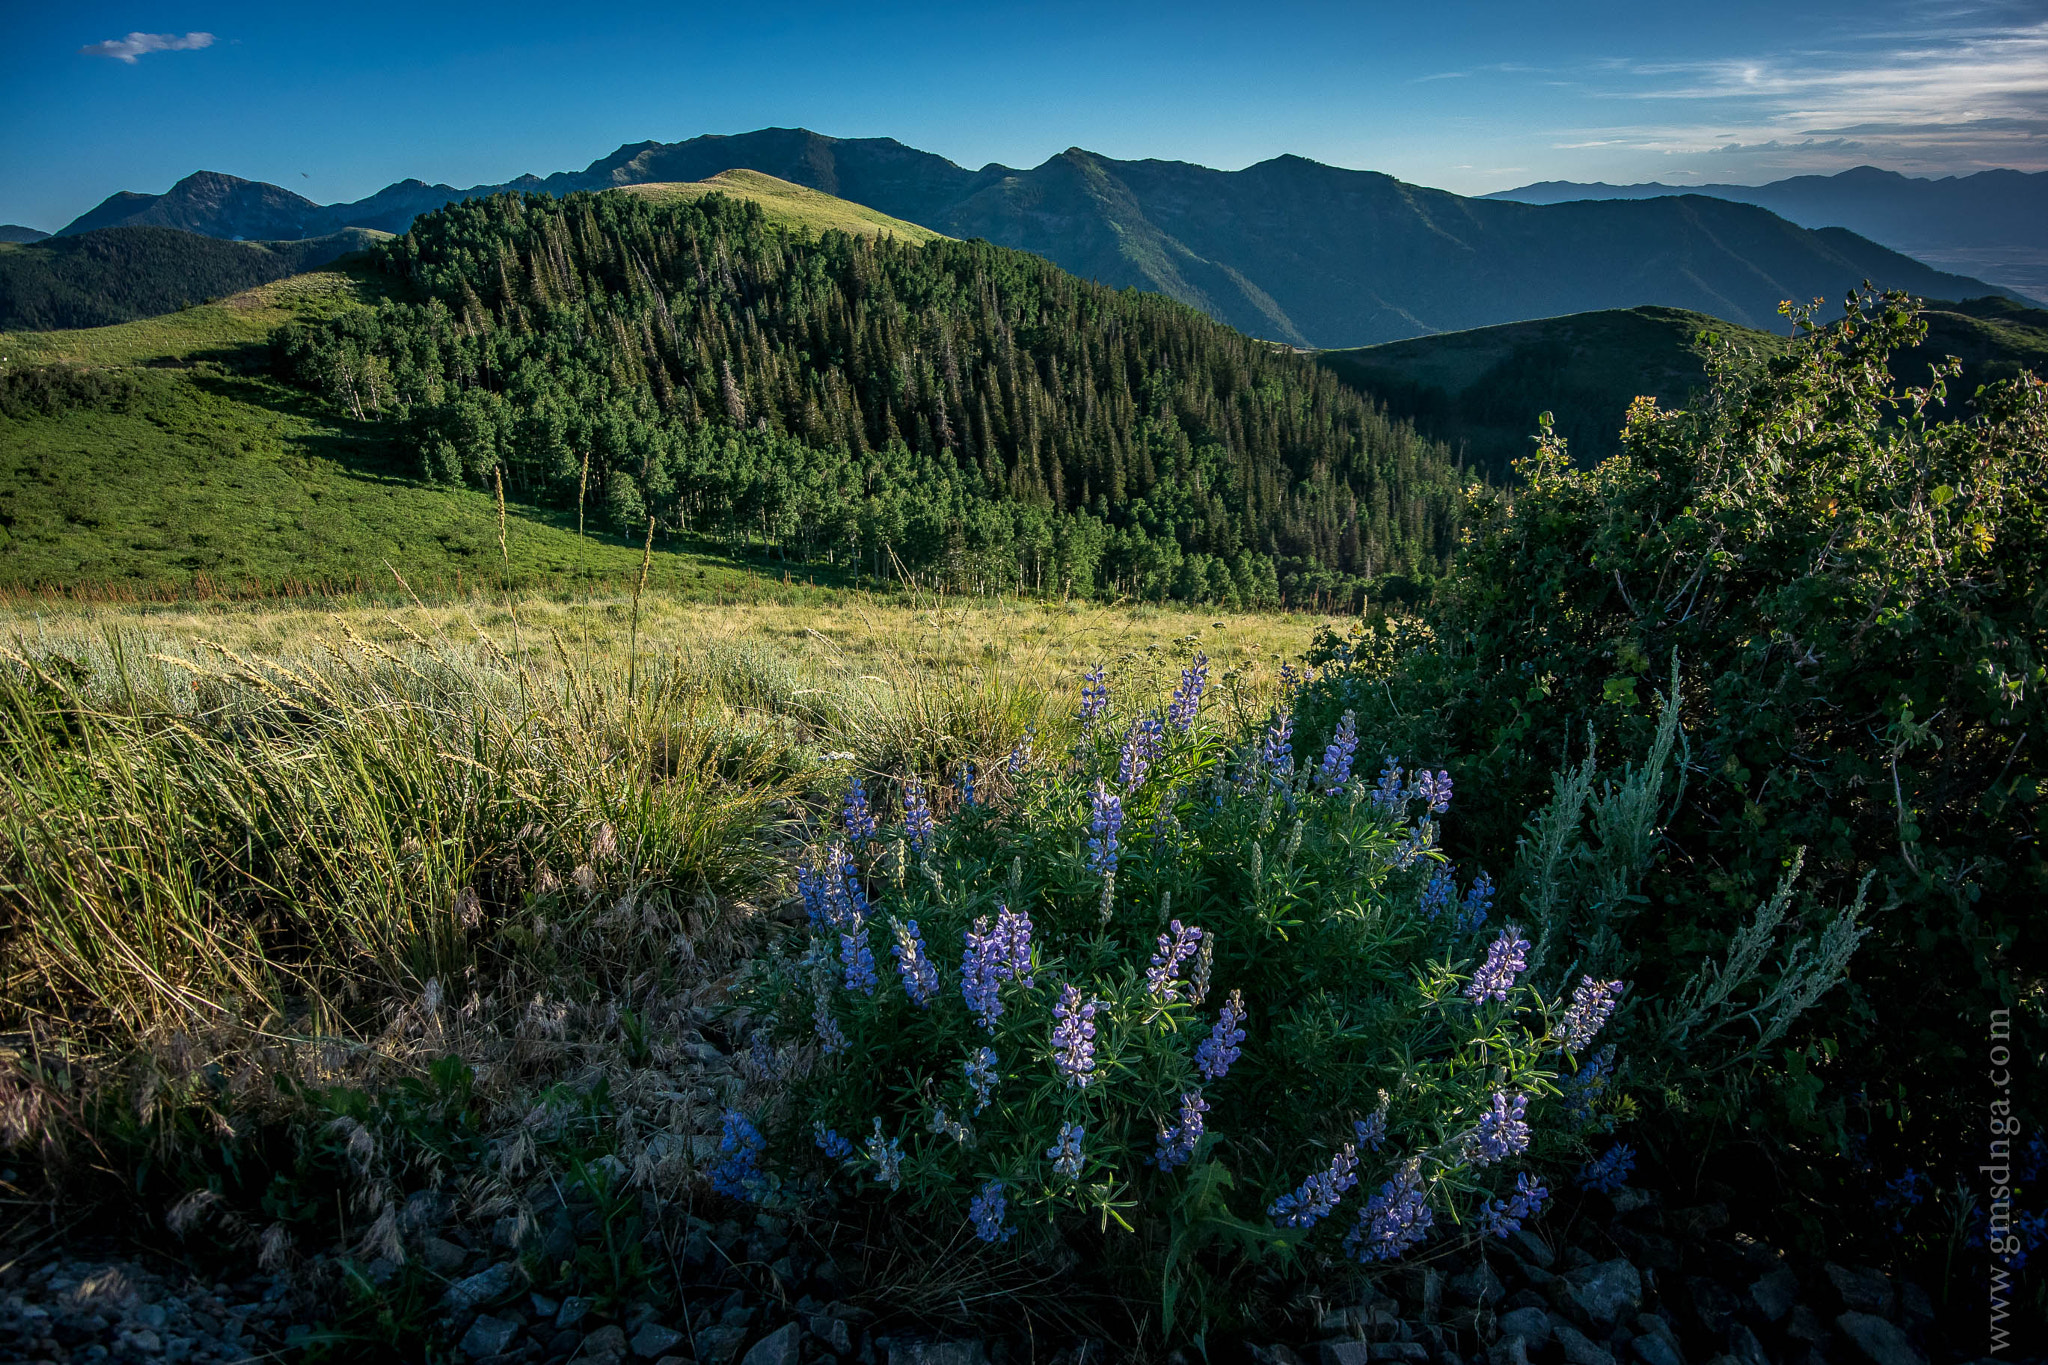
[45,129,2023,348]
[1487,166,2048,302]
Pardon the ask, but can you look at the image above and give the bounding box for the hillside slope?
[56,129,2018,347]
[1319,296,2048,476]
[1488,166,2048,302]
[0,271,767,594]
[0,226,388,331]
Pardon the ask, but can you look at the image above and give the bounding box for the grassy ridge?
[614,170,948,243]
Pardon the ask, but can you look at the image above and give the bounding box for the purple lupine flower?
[843,778,878,845]
[1195,989,1247,1081]
[927,1105,971,1145]
[804,844,867,935]
[957,762,977,809]
[1087,780,1123,875]
[903,779,936,853]
[1050,984,1102,1088]
[1153,1092,1209,1171]
[1465,926,1531,1003]
[841,923,878,996]
[1259,706,1295,783]
[1413,768,1453,814]
[1369,760,1407,810]
[1168,654,1209,731]
[1458,872,1496,932]
[1317,711,1359,794]
[1557,977,1627,1052]
[1578,1144,1636,1193]
[1119,715,1164,790]
[891,918,941,1007]
[964,1046,999,1114]
[1145,920,1205,1003]
[1269,1143,1360,1228]
[1478,1172,1549,1238]
[709,1111,765,1201]
[1561,1045,1616,1127]
[1419,866,1458,920]
[1077,666,1110,725]
[1470,1091,1531,1166]
[1007,728,1035,776]
[796,865,827,932]
[1048,1121,1086,1180]
[1355,1108,1388,1152]
[969,1180,1014,1243]
[960,904,1034,1030]
[814,1123,855,1161]
[1344,1163,1433,1262]
[864,1118,904,1190]
[814,992,848,1054]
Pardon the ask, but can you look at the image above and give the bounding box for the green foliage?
[1302,290,2047,1244]
[276,189,1467,608]
[0,227,386,331]
[747,664,1621,1337]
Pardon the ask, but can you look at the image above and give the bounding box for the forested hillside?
[278,190,1467,606]
[0,226,386,330]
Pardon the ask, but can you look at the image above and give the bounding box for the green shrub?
[741,660,1633,1335]
[1298,291,2047,1255]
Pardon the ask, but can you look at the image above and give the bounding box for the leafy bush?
[742,660,1634,1334]
[1295,291,2047,1254]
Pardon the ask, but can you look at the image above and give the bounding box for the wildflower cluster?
[710,1111,765,1201]
[762,661,1626,1282]
[1168,654,1209,731]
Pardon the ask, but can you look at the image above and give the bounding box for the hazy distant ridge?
[1486,166,2048,301]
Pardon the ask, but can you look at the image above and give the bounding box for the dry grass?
[615,171,947,245]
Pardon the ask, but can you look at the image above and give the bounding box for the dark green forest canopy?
[276,190,1469,606]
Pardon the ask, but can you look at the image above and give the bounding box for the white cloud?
[1548,16,2048,174]
[79,32,216,64]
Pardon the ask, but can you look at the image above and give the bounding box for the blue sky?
[4,1,2044,230]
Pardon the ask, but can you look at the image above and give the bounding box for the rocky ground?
[1,1176,2001,1365]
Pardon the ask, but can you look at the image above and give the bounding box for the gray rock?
[1554,1322,1617,1365]
[1899,1281,1935,1328]
[1487,1337,1530,1365]
[1393,1266,1443,1322]
[695,1325,749,1365]
[1825,1263,1895,1318]
[547,1329,584,1355]
[1631,1333,1685,1365]
[1497,1308,1552,1348]
[1368,1345,1426,1362]
[1725,1323,1770,1365]
[461,1314,521,1358]
[422,1236,468,1276]
[1748,1267,1798,1322]
[1508,1229,1556,1269]
[131,1304,168,1332]
[1785,1305,1827,1343]
[1318,1344,1372,1365]
[633,1322,685,1358]
[1247,1348,1307,1365]
[442,1262,522,1312]
[812,1313,855,1355]
[884,1341,990,1365]
[129,1328,165,1354]
[1836,1312,1928,1365]
[1450,1262,1506,1307]
[556,1295,592,1329]
[582,1324,630,1364]
[744,1322,802,1365]
[1565,1259,1643,1328]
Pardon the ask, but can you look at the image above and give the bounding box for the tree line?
[276,190,1470,606]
